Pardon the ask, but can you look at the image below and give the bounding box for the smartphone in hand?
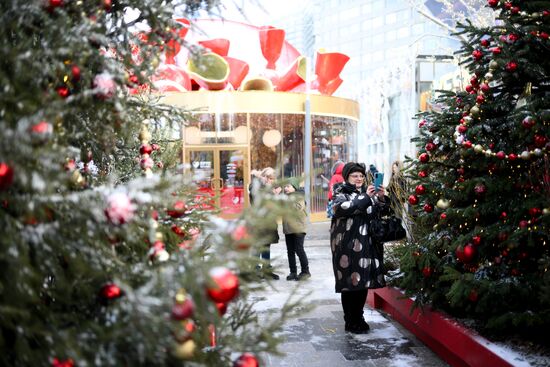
[374,172,384,190]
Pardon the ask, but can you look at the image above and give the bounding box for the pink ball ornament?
[105,192,135,225]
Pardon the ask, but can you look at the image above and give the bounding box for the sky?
[207,0,306,26]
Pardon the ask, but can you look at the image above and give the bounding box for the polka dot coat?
[330,182,387,293]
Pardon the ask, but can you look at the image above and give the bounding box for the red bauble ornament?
[496,151,506,160]
[498,231,508,242]
[487,0,498,7]
[465,85,473,93]
[167,200,187,218]
[480,83,490,92]
[476,95,485,104]
[458,125,468,134]
[463,140,472,149]
[171,298,196,320]
[534,134,548,147]
[0,163,14,191]
[521,116,536,128]
[529,207,542,217]
[419,153,429,163]
[31,121,52,134]
[422,267,432,278]
[540,32,549,40]
[140,144,153,155]
[508,153,517,161]
[128,74,139,85]
[462,243,476,263]
[506,61,518,72]
[52,358,74,367]
[425,142,436,151]
[423,203,434,213]
[470,76,479,86]
[468,289,479,302]
[49,0,63,8]
[519,220,529,229]
[101,283,122,299]
[171,224,186,237]
[103,0,112,11]
[216,302,228,315]
[234,353,259,367]
[418,170,427,178]
[481,39,490,47]
[440,213,447,220]
[418,119,427,128]
[457,168,465,176]
[508,34,519,43]
[472,50,483,60]
[472,235,482,246]
[56,86,70,98]
[474,183,486,196]
[207,267,239,303]
[408,194,419,205]
[511,6,519,14]
[415,185,426,195]
[491,47,501,54]
[71,65,81,81]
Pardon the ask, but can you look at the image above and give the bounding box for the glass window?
[282,114,304,179]
[386,30,396,42]
[372,0,383,12]
[250,114,282,175]
[372,16,383,29]
[397,26,410,39]
[362,19,372,31]
[372,50,383,62]
[412,23,424,35]
[362,3,372,14]
[385,13,397,25]
[311,116,356,214]
[372,36,383,46]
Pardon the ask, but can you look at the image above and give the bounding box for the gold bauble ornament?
[463,116,473,124]
[543,208,550,215]
[470,105,480,117]
[489,60,499,70]
[485,149,493,157]
[474,144,484,153]
[139,126,151,143]
[173,340,196,359]
[70,170,85,187]
[485,72,494,81]
[520,151,531,160]
[436,198,450,210]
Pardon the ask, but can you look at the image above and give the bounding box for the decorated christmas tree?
[0,1,300,366]
[397,0,550,340]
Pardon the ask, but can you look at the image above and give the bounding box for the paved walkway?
[254,221,448,367]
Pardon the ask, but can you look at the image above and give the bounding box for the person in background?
[282,178,310,281]
[330,162,390,334]
[250,167,281,280]
[328,161,345,201]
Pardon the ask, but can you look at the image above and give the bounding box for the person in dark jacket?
[282,178,310,281]
[330,162,389,334]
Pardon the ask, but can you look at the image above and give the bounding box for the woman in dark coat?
[330,162,389,334]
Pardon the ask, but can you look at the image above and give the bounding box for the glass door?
[186,147,248,218]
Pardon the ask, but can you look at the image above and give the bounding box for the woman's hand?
[376,186,386,200]
[366,185,376,198]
